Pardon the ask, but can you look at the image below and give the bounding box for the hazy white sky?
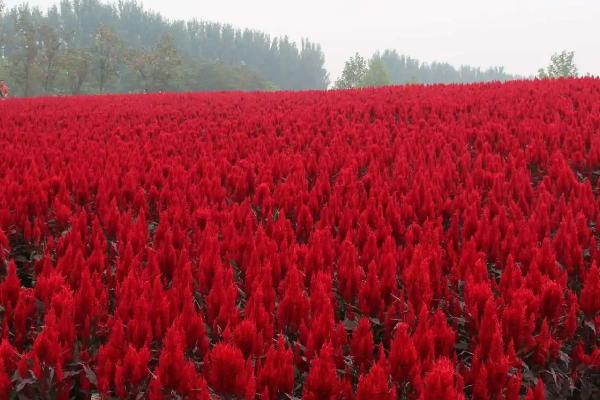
[5,0,600,79]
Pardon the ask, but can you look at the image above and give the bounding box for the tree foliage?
[359,56,391,87]
[335,50,515,89]
[38,21,63,92]
[379,50,515,84]
[62,48,93,95]
[334,53,368,89]
[93,25,123,93]
[9,5,41,96]
[0,0,329,96]
[538,50,578,79]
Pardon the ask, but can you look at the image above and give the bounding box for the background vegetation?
[0,0,329,96]
[0,0,583,96]
[334,50,517,89]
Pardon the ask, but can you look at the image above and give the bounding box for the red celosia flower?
[303,343,340,400]
[351,317,374,373]
[0,260,20,309]
[524,380,545,400]
[580,262,600,318]
[533,319,559,366]
[117,344,151,394]
[176,287,209,357]
[0,369,10,400]
[155,325,198,396]
[206,264,239,332]
[389,322,420,386]
[258,337,294,398]
[423,358,464,400]
[359,261,385,317]
[232,319,261,358]
[356,361,396,400]
[207,343,250,397]
[0,229,8,264]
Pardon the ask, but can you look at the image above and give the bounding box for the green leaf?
[81,363,98,386]
[584,320,596,334]
[342,319,358,331]
[15,378,34,392]
[455,341,470,351]
[558,351,570,365]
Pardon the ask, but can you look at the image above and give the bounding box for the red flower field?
[0,79,599,399]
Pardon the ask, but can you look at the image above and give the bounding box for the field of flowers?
[0,79,599,399]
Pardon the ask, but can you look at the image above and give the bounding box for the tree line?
[335,49,584,90]
[0,0,584,97]
[0,0,330,96]
[335,50,517,89]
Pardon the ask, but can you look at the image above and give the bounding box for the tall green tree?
[334,53,367,89]
[125,47,155,92]
[359,55,391,87]
[297,40,330,89]
[0,1,7,56]
[38,22,63,92]
[93,24,123,92]
[10,5,41,96]
[63,48,92,94]
[538,50,578,79]
[150,34,183,91]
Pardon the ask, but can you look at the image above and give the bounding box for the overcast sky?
[5,0,600,79]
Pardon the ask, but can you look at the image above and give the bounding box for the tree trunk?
[99,60,106,93]
[23,63,30,97]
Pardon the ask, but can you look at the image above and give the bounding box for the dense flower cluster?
[1,79,600,399]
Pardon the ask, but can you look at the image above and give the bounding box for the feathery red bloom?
[207,343,250,397]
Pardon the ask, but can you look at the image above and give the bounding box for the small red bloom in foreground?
[207,343,250,397]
